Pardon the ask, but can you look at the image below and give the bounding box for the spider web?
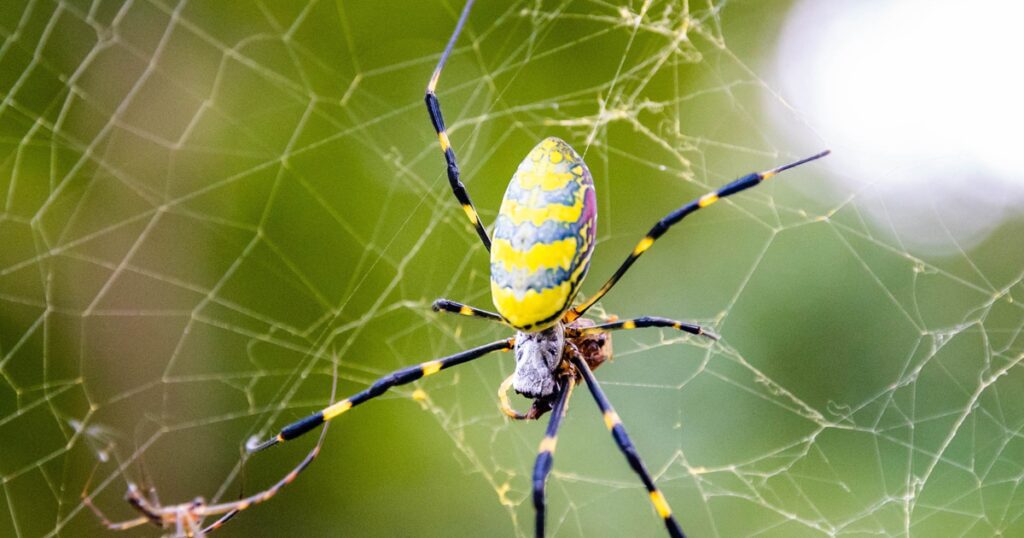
[1,0,1023,536]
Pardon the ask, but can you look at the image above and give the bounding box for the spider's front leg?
[424,0,492,251]
[81,484,152,532]
[566,150,830,322]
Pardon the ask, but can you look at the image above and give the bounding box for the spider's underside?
[513,322,568,399]
[508,317,612,420]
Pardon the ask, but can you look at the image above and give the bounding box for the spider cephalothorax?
[570,318,614,371]
[504,317,614,420]
[512,322,566,399]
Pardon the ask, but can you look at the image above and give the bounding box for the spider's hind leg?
[571,354,686,538]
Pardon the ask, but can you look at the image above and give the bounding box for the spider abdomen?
[491,137,597,331]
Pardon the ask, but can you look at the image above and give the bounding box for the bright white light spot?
[770,0,1024,253]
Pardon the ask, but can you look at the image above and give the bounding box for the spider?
[85,1,827,536]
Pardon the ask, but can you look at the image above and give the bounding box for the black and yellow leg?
[532,377,575,538]
[432,298,503,324]
[424,0,491,251]
[184,339,512,531]
[566,150,830,322]
[571,355,686,538]
[574,316,719,341]
[248,338,514,452]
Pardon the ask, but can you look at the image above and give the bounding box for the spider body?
[508,317,613,419]
[89,1,828,536]
[511,321,566,399]
[491,137,597,333]
[510,316,613,399]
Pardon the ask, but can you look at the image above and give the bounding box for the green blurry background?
[1,1,1022,536]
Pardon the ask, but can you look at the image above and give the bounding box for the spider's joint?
[602,410,622,430]
[650,489,673,518]
[698,192,719,207]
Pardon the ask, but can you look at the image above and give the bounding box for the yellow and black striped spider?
[86,1,827,536]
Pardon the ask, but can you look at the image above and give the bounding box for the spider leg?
[188,511,207,538]
[148,364,342,534]
[192,419,331,531]
[183,509,208,538]
[498,373,529,419]
[81,493,151,532]
[188,340,510,529]
[195,447,251,534]
[195,442,257,535]
[248,338,513,452]
[573,316,719,341]
[498,373,563,421]
[107,458,167,527]
[192,339,511,531]
[81,462,155,531]
[175,511,187,537]
[199,508,238,535]
[566,150,830,322]
[92,429,331,536]
[424,0,491,251]
[532,377,575,538]
[97,516,151,532]
[570,355,686,538]
[432,298,504,324]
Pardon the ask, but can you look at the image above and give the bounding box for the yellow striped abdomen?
[491,137,597,331]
